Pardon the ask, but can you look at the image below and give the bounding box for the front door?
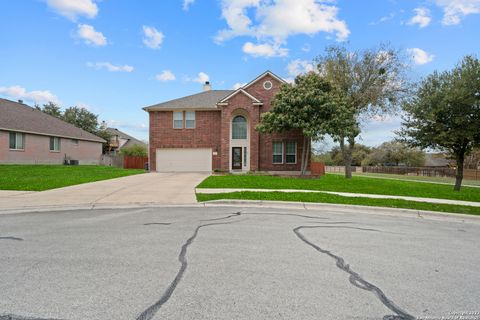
[232,147,242,170]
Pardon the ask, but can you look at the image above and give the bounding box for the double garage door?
[156,148,212,172]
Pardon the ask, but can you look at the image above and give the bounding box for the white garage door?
[156,148,212,172]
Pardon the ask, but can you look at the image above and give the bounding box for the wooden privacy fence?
[310,162,326,176]
[123,155,148,169]
[362,166,480,180]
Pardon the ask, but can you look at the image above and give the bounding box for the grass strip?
[197,191,480,216]
[197,174,480,202]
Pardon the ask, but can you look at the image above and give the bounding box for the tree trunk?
[341,137,354,179]
[300,136,307,176]
[454,152,465,191]
[304,138,311,175]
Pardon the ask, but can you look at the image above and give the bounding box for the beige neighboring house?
[0,98,105,164]
[105,127,147,154]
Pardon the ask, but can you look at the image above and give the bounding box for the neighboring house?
[0,98,105,164]
[144,71,308,173]
[424,153,453,167]
[105,127,147,154]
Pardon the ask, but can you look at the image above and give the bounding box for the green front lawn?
[197,191,480,216]
[197,174,480,202]
[0,165,145,191]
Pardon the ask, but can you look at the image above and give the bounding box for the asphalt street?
[0,206,479,320]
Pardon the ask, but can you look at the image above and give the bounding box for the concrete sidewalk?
[0,172,208,213]
[196,188,480,207]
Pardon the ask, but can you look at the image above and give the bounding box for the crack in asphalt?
[0,314,62,320]
[0,236,23,241]
[135,218,242,320]
[293,225,415,320]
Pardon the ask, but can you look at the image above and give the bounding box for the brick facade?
[149,110,222,171]
[0,130,102,164]
[148,71,310,172]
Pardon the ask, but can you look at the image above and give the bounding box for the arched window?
[232,115,247,139]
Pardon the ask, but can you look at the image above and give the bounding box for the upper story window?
[173,111,183,129]
[50,137,61,152]
[185,111,196,129]
[232,115,247,139]
[9,132,25,150]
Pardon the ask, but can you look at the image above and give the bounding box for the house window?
[232,116,247,139]
[50,137,61,152]
[185,111,195,129]
[272,141,283,164]
[243,147,247,167]
[173,111,183,129]
[71,139,79,145]
[285,142,297,164]
[9,132,24,150]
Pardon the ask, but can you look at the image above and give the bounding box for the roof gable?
[217,88,262,105]
[243,70,286,89]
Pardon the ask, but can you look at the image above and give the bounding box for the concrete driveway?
[0,172,209,212]
[0,205,479,320]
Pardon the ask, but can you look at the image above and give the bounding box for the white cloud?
[302,43,311,52]
[369,12,395,26]
[189,72,210,83]
[46,0,98,20]
[407,48,435,65]
[0,85,59,104]
[156,70,176,81]
[183,0,195,10]
[232,82,246,89]
[87,62,134,72]
[435,0,480,25]
[77,24,107,46]
[215,0,349,52]
[142,26,164,49]
[242,41,288,57]
[287,59,316,77]
[407,7,432,28]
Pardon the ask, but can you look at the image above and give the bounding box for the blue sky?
[1,0,479,146]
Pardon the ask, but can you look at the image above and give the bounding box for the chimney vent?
[203,81,212,91]
[18,99,23,104]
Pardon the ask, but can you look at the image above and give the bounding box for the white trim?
[217,88,262,104]
[243,71,286,89]
[0,128,104,143]
[263,80,273,90]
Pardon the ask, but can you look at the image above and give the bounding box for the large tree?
[257,72,344,175]
[36,102,112,153]
[316,45,408,178]
[35,102,62,118]
[399,55,480,191]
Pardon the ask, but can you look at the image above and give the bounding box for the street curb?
[202,199,480,223]
[1,200,479,224]
[0,202,204,215]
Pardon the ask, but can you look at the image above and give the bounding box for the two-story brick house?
[144,71,309,173]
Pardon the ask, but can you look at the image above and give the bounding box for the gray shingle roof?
[0,98,105,143]
[143,90,234,111]
[105,127,147,149]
